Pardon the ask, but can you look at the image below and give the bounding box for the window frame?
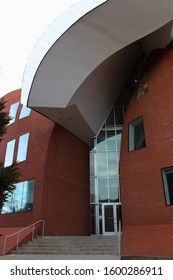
[16,132,30,162]
[1,179,35,214]
[8,102,19,125]
[136,72,148,100]
[19,105,31,119]
[161,166,173,206]
[128,116,146,152]
[4,139,16,167]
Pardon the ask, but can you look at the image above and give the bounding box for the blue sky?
[0,0,78,97]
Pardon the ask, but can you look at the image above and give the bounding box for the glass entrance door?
[102,204,117,235]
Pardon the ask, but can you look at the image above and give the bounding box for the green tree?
[0,99,10,141]
[0,99,21,210]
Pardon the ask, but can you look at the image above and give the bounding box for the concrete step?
[13,236,120,256]
[16,251,118,255]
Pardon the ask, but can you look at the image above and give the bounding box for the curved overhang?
[21,0,173,143]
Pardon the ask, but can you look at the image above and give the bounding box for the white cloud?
[0,0,79,97]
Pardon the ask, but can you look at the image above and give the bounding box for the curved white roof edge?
[21,0,107,106]
[21,0,173,143]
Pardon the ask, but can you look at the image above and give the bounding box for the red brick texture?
[0,89,90,237]
[42,125,90,236]
[0,89,54,227]
[0,227,33,255]
[120,44,173,256]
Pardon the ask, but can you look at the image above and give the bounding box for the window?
[1,179,35,214]
[17,133,30,162]
[4,139,16,167]
[162,167,173,205]
[136,73,148,100]
[8,102,19,125]
[129,116,146,151]
[19,105,31,119]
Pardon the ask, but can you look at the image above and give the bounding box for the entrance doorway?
[91,203,121,235]
[102,204,117,235]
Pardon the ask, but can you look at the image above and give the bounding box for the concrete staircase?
[13,236,120,257]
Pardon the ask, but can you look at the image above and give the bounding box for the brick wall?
[42,124,90,236]
[120,44,173,256]
[0,89,54,227]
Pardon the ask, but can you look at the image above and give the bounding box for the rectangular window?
[1,179,35,214]
[4,139,16,167]
[136,72,148,100]
[8,102,19,125]
[19,106,31,119]
[129,116,146,151]
[17,133,30,162]
[162,167,173,205]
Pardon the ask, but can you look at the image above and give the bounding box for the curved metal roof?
[22,0,173,143]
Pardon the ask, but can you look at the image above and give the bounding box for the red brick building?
[0,89,90,236]
[120,45,173,256]
[1,0,173,257]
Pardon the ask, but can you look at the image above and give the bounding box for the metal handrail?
[3,219,45,256]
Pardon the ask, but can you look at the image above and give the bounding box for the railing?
[117,220,122,257]
[3,220,45,256]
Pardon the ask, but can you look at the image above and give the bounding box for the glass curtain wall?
[90,55,147,235]
[90,104,125,235]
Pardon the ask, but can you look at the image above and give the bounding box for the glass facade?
[1,179,35,214]
[89,56,145,235]
[90,105,124,235]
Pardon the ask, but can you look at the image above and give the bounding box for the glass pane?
[137,73,148,99]
[8,102,19,125]
[109,177,119,202]
[98,178,108,202]
[24,180,34,211]
[115,130,122,151]
[90,152,96,177]
[13,182,23,212]
[115,107,123,125]
[1,180,35,214]
[116,205,122,232]
[19,106,31,119]
[1,192,12,213]
[97,130,106,151]
[129,117,146,151]
[104,205,114,232]
[134,121,146,150]
[107,130,116,150]
[107,152,118,176]
[99,204,102,234]
[166,173,173,205]
[90,204,96,235]
[17,133,30,162]
[89,137,96,151]
[4,139,15,167]
[97,153,107,177]
[90,177,96,203]
[106,109,114,128]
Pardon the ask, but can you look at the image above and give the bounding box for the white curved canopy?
[22,0,173,143]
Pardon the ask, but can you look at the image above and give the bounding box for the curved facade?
[2,1,173,257]
[120,44,173,256]
[0,89,90,236]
